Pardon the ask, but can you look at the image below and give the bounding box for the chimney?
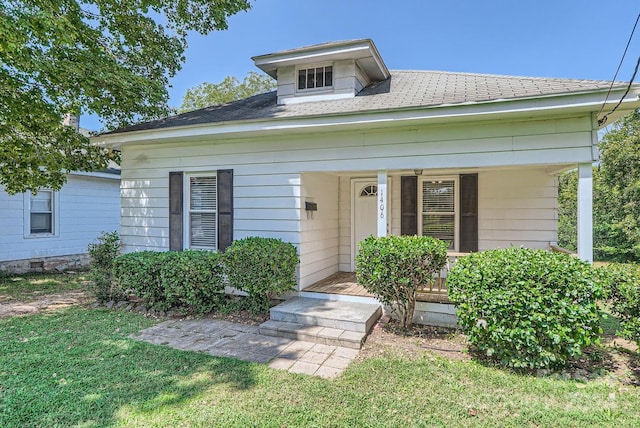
[62,113,80,131]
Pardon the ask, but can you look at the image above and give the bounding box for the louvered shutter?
[401,176,417,235]
[217,169,234,252]
[169,172,183,251]
[459,173,478,252]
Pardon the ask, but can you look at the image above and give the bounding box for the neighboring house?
[95,39,640,298]
[0,170,121,273]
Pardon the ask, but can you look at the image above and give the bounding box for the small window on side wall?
[298,65,333,90]
[26,190,56,236]
[186,175,218,250]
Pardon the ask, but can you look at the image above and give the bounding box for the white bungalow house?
[0,170,121,273]
[95,40,640,309]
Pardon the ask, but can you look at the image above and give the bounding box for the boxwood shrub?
[356,235,448,328]
[113,250,224,315]
[87,231,124,302]
[597,262,640,345]
[224,237,299,314]
[447,248,602,369]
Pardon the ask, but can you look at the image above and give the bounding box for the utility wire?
[599,56,640,126]
[597,11,640,126]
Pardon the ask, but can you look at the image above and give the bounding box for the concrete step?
[269,296,382,333]
[258,319,366,349]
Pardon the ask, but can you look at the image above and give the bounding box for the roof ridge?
[389,69,624,85]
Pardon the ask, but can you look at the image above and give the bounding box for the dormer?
[252,39,390,105]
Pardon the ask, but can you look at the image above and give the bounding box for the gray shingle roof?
[110,70,621,134]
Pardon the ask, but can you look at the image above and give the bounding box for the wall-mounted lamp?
[305,201,317,220]
[414,169,423,176]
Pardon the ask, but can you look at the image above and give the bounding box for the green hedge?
[113,250,224,315]
[356,235,448,328]
[597,262,640,345]
[447,248,602,369]
[87,231,124,302]
[224,237,299,313]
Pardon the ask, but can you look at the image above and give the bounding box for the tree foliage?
[0,0,251,194]
[557,109,640,262]
[178,71,276,113]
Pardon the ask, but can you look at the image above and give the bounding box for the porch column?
[377,170,388,237]
[577,162,593,263]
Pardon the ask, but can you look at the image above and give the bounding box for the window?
[360,184,377,197]
[186,175,217,250]
[420,178,457,250]
[298,65,333,90]
[29,190,54,235]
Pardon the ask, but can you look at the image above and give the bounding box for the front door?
[352,179,378,271]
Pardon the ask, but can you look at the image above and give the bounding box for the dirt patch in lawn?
[358,316,470,362]
[0,290,91,319]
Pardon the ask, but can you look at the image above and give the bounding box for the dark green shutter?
[217,169,234,252]
[169,171,183,251]
[459,173,478,252]
[401,176,418,235]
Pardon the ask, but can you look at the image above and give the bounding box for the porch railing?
[416,252,469,303]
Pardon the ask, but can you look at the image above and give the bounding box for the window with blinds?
[188,176,217,249]
[30,190,54,234]
[421,179,456,249]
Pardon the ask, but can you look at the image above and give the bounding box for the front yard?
[1,273,639,427]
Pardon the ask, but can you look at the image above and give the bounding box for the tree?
[596,109,640,261]
[0,0,251,194]
[178,71,276,113]
[557,109,640,262]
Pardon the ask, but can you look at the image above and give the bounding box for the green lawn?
[0,272,87,302]
[1,306,639,427]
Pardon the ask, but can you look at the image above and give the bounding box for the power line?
[597,11,640,126]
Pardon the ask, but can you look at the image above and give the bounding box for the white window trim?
[296,63,334,93]
[183,172,218,250]
[418,176,459,251]
[23,190,60,238]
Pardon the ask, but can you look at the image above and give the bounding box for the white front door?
[352,179,379,271]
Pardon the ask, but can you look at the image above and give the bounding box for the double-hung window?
[27,190,55,236]
[297,65,333,91]
[420,178,458,250]
[186,175,217,250]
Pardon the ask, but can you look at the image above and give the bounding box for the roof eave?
[93,87,640,148]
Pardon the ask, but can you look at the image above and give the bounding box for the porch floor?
[303,272,373,297]
[303,271,451,304]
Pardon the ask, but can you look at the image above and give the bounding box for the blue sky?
[83,0,640,131]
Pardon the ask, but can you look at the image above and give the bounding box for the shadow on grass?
[0,307,261,427]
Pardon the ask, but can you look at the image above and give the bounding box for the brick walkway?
[131,319,359,379]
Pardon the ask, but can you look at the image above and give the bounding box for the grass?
[1,306,639,427]
[0,272,88,302]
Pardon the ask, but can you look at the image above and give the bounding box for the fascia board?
[94,88,640,148]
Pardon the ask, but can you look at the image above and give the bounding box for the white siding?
[478,168,557,250]
[120,115,590,281]
[299,173,339,287]
[0,174,120,262]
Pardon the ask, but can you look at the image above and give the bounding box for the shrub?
[87,231,124,302]
[160,250,224,315]
[224,237,299,314]
[447,248,602,369]
[113,250,224,315]
[356,235,448,329]
[113,251,169,309]
[598,262,640,345]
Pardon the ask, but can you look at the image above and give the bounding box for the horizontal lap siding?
[299,173,339,288]
[0,175,120,261]
[478,168,558,250]
[120,115,591,265]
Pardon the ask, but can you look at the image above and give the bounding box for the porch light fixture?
[414,169,423,176]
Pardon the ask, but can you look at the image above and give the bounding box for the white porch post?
[577,162,593,263]
[377,170,388,237]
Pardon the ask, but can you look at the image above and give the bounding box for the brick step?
[269,297,382,333]
[258,320,366,349]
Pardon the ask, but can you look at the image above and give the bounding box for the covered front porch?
[296,164,594,301]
